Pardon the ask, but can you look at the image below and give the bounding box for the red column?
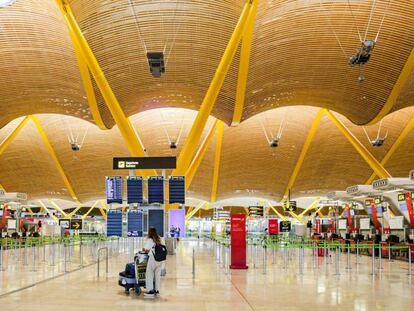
[345,204,354,231]
[230,214,248,269]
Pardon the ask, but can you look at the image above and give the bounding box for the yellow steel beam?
[231,0,259,126]
[367,48,414,125]
[186,206,194,217]
[366,116,414,184]
[0,116,30,155]
[211,121,224,203]
[244,207,249,215]
[186,201,207,221]
[325,110,391,179]
[100,200,109,210]
[27,208,34,214]
[184,120,218,189]
[99,207,107,219]
[298,197,321,218]
[56,0,154,175]
[82,200,100,220]
[69,30,107,130]
[0,183,4,190]
[38,200,59,223]
[174,0,254,175]
[265,201,287,221]
[29,115,79,202]
[65,204,83,219]
[282,109,325,199]
[49,199,67,217]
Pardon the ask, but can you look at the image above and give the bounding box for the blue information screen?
[148,209,164,237]
[169,176,185,204]
[106,176,123,204]
[148,176,164,204]
[106,210,123,237]
[127,210,143,237]
[127,176,143,204]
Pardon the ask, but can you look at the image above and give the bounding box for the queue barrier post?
[371,243,375,276]
[192,247,196,279]
[97,247,109,277]
[408,245,412,276]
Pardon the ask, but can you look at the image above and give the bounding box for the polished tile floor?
[1,240,413,310]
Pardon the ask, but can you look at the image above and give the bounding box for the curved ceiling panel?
[0,0,91,128]
[1,106,414,202]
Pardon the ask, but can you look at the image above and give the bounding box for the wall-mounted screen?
[106,176,123,204]
[169,176,185,204]
[127,176,143,204]
[148,176,164,204]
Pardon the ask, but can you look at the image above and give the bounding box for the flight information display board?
[127,210,143,237]
[148,209,164,237]
[398,193,409,211]
[169,176,185,204]
[107,210,123,237]
[106,176,123,204]
[148,176,164,204]
[127,176,143,204]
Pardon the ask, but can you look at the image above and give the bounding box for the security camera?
[70,142,80,151]
[170,142,177,149]
[270,139,279,148]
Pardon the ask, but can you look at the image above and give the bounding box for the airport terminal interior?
[2,0,414,310]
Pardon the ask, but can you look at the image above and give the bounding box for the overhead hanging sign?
[248,206,264,217]
[284,201,297,212]
[70,219,83,230]
[113,157,176,170]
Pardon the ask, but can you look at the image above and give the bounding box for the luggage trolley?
[118,251,148,295]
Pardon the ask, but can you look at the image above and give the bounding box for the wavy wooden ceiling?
[1,0,414,128]
[1,107,414,203]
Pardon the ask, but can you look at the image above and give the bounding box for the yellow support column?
[282,109,325,199]
[186,201,207,221]
[49,199,67,217]
[298,197,321,219]
[232,0,259,126]
[0,116,30,155]
[38,200,59,223]
[0,183,4,190]
[56,0,154,174]
[65,204,83,219]
[174,0,254,175]
[30,116,79,202]
[366,116,414,184]
[184,120,218,189]
[81,200,100,220]
[211,121,224,203]
[367,48,414,125]
[265,201,287,221]
[69,31,107,130]
[325,110,391,179]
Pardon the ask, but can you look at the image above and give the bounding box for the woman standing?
[143,227,163,298]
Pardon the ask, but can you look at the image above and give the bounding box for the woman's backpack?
[152,244,167,262]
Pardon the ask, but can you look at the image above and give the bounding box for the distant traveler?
[143,227,167,298]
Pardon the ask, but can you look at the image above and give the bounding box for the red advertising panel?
[404,193,414,229]
[345,204,354,231]
[230,214,248,269]
[268,219,279,235]
[369,199,381,232]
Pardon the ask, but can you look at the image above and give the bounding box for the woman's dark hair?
[148,227,161,245]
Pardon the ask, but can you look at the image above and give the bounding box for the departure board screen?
[169,176,185,204]
[127,210,143,237]
[127,176,143,204]
[148,176,164,204]
[107,210,123,237]
[106,176,123,204]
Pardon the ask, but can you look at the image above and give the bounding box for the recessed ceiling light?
[0,0,16,7]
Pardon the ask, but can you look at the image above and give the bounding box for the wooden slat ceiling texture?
[1,0,414,127]
[1,107,414,203]
[1,1,414,203]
